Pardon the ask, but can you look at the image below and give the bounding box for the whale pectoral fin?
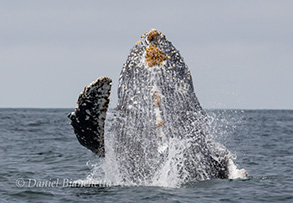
[68,77,112,157]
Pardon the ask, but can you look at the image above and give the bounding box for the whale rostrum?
[68,29,246,183]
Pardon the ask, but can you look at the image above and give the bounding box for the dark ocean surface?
[0,108,292,202]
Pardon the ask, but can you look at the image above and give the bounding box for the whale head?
[111,29,230,184]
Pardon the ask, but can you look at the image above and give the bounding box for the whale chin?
[68,29,244,184]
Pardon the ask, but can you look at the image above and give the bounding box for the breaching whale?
[68,29,246,184]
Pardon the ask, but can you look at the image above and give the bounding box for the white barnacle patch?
[151,85,164,129]
[183,83,188,94]
[155,113,164,128]
[137,50,146,69]
[184,83,187,90]
[127,105,133,110]
[158,143,168,154]
[153,90,161,107]
[187,69,191,80]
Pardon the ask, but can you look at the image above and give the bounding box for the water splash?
[207,110,247,180]
[74,110,247,188]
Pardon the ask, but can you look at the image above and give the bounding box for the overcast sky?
[1,0,292,109]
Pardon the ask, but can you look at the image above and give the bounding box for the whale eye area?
[145,44,168,67]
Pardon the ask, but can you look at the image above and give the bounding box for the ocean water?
[0,108,292,202]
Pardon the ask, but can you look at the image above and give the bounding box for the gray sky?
[1,0,292,109]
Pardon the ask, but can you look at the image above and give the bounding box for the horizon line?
[0,107,292,111]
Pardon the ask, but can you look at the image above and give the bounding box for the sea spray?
[82,109,247,188]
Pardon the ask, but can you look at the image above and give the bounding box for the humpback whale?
[68,29,246,184]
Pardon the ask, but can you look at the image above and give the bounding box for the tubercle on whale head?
[147,28,159,42]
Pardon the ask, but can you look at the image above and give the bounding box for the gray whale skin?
[68,29,243,183]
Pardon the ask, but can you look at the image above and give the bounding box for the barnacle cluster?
[156,120,164,128]
[152,90,161,107]
[147,29,159,42]
[145,44,168,67]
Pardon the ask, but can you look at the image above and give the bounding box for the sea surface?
[0,108,292,202]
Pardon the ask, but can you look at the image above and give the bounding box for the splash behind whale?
[68,29,246,185]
